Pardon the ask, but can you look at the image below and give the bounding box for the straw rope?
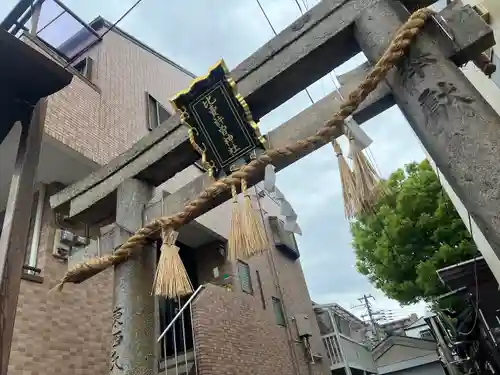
[55,8,434,289]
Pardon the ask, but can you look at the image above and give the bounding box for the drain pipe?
[28,184,45,272]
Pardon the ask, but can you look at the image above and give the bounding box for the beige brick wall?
[26,27,193,166]
[21,36,103,164]
[88,30,193,164]
[44,75,102,163]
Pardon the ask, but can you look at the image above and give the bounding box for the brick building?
[1,2,329,375]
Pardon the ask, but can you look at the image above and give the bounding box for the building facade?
[380,314,419,337]
[1,4,328,375]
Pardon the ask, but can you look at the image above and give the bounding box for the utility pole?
[355,294,381,341]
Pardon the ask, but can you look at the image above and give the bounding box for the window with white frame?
[147,93,171,130]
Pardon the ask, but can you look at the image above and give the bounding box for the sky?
[0,0,447,321]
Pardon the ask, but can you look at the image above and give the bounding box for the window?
[272,297,286,326]
[491,52,500,89]
[147,93,171,130]
[256,270,266,309]
[335,315,351,337]
[73,57,93,80]
[237,261,253,294]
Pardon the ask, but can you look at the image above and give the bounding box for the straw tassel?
[240,179,269,258]
[153,228,193,298]
[332,140,359,219]
[227,184,245,262]
[350,138,383,214]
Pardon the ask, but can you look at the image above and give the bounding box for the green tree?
[351,160,477,305]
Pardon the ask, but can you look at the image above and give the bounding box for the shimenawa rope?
[55,8,434,290]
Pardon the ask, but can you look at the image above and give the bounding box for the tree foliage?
[351,160,477,305]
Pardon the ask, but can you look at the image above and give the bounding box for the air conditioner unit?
[59,229,75,245]
[52,229,71,261]
[74,235,89,247]
[268,216,300,260]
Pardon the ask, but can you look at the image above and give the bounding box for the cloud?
[0,0,428,317]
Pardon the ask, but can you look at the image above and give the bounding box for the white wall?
[340,335,378,373]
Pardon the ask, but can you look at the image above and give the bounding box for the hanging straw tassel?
[332,140,360,219]
[240,179,269,258]
[153,228,193,298]
[227,184,246,262]
[350,138,383,214]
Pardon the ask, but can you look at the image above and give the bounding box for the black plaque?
[171,60,264,175]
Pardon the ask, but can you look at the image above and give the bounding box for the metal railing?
[323,332,344,367]
[2,0,101,63]
[157,285,204,375]
[322,332,378,372]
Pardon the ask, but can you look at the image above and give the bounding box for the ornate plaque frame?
[171,60,265,176]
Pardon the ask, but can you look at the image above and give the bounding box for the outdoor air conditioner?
[59,229,75,245]
[268,216,300,260]
[52,229,71,261]
[74,235,89,247]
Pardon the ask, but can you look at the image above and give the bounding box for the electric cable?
[255,0,315,104]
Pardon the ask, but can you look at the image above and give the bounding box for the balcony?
[323,332,378,374]
[315,304,378,374]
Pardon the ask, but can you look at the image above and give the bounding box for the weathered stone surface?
[111,179,156,375]
[355,0,500,256]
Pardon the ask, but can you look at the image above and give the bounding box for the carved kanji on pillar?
[418,81,475,124]
[110,306,124,372]
[397,48,439,94]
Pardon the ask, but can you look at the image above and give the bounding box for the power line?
[292,0,344,102]
[100,0,145,40]
[255,0,277,35]
[255,0,315,104]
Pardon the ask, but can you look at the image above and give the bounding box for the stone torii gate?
[48,0,498,373]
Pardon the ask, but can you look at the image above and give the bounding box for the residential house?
[403,316,434,341]
[380,315,419,337]
[372,336,446,375]
[1,1,329,375]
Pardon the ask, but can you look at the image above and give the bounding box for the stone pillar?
[110,179,156,375]
[355,0,500,274]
